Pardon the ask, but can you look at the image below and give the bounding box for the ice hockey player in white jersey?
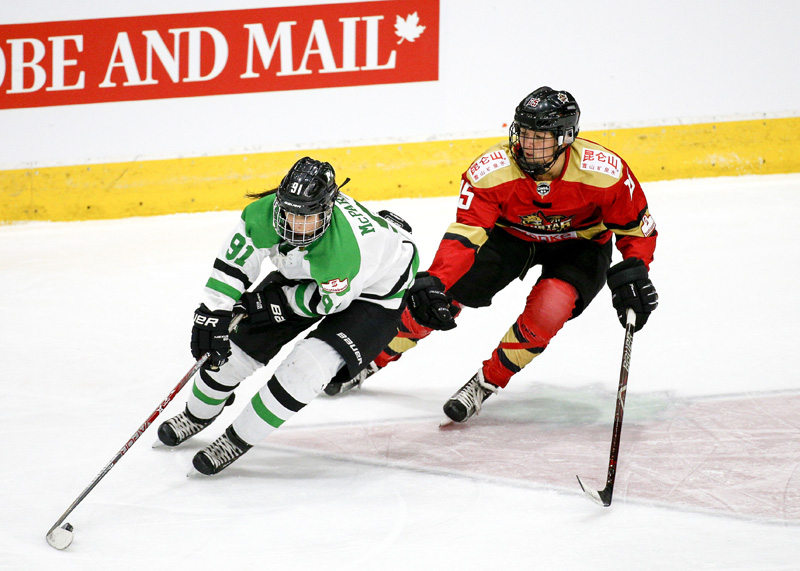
[157,157,419,474]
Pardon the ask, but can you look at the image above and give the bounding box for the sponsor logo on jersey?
[321,277,349,293]
[468,149,510,183]
[518,210,573,232]
[536,182,551,197]
[512,228,578,242]
[579,148,622,179]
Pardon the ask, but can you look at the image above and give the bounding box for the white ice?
[2,174,799,570]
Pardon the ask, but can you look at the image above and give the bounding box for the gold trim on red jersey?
[442,222,490,249]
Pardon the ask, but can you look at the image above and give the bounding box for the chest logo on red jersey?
[519,211,573,232]
[580,148,622,179]
[536,182,551,197]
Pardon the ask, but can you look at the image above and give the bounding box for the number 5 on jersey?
[458,180,475,210]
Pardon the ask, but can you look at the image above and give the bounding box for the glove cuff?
[606,258,648,290]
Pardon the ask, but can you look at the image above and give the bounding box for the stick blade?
[46,523,74,550]
[576,476,612,507]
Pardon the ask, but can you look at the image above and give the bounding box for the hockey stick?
[576,308,636,507]
[45,314,243,550]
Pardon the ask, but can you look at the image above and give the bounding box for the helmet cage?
[273,206,334,247]
[273,157,339,246]
[509,87,580,176]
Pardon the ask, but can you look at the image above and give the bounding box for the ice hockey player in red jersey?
[324,86,658,424]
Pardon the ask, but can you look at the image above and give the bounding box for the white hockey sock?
[187,342,260,420]
[232,338,344,444]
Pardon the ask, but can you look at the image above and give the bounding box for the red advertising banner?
[0,0,438,110]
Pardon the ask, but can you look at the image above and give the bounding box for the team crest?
[321,277,349,294]
[519,210,573,232]
[557,92,568,103]
[536,182,551,197]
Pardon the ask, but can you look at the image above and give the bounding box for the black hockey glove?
[606,258,658,332]
[191,305,233,369]
[233,286,291,326]
[408,272,458,331]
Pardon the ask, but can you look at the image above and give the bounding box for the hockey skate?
[157,395,234,447]
[442,370,499,423]
[323,361,380,396]
[192,426,253,475]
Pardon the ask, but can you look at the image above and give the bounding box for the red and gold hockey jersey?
[428,138,657,290]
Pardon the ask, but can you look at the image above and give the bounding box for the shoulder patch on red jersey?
[468,149,511,183]
[641,213,656,236]
[579,148,622,179]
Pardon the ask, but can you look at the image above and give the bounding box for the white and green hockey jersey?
[201,192,419,318]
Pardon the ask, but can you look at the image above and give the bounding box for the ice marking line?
[265,392,800,525]
[259,440,799,528]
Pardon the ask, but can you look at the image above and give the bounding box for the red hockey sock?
[373,307,436,368]
[482,279,578,387]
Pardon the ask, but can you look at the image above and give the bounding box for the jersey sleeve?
[200,215,270,312]
[427,176,501,290]
[602,165,657,269]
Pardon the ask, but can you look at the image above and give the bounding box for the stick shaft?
[602,308,637,498]
[576,308,637,506]
[46,353,209,534]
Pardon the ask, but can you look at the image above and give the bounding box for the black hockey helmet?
[273,157,340,246]
[509,87,581,175]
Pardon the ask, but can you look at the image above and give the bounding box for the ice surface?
[2,174,799,570]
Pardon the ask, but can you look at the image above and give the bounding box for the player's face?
[519,129,558,165]
[285,212,323,236]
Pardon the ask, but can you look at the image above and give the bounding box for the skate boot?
[157,394,235,447]
[443,370,499,423]
[324,361,380,396]
[192,426,253,475]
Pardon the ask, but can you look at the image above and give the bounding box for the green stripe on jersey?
[205,277,242,301]
[294,282,316,317]
[251,392,286,428]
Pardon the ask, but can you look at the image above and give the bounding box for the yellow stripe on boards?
[2,117,798,222]
[587,117,800,182]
